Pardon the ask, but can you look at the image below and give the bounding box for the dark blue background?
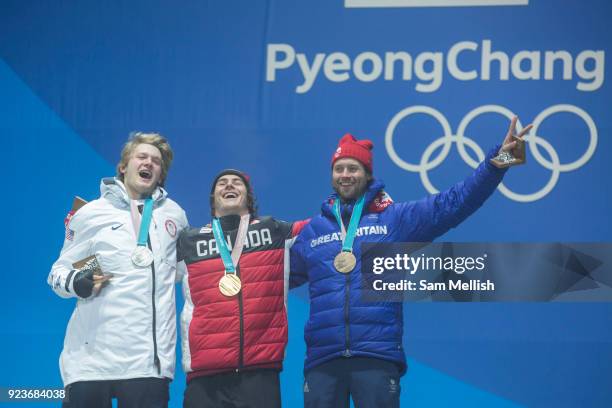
[3,1,611,406]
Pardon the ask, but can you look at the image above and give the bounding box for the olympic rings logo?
[385,105,598,202]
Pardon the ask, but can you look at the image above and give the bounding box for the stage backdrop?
[3,1,611,407]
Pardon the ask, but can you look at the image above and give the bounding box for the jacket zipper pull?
[154,355,161,374]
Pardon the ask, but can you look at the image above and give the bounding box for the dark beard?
[333,184,365,203]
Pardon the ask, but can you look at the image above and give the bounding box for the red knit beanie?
[331,133,374,173]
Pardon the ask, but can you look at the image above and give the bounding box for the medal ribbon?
[212,214,250,275]
[129,200,142,238]
[332,195,365,253]
[130,198,154,247]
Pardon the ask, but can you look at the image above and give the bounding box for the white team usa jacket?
[48,178,188,386]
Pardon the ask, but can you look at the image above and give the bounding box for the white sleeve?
[176,260,187,283]
[175,208,190,283]
[180,266,194,372]
[47,208,96,299]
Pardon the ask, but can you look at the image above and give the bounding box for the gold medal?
[219,274,242,297]
[334,251,356,274]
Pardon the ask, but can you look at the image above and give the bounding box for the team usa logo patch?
[64,210,76,241]
[165,219,177,237]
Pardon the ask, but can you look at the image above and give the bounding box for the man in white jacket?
[48,133,188,408]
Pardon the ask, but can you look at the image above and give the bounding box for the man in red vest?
[178,169,308,408]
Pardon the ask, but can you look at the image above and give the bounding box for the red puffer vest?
[178,215,307,381]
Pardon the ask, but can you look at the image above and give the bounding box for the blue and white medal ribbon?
[131,198,154,267]
[212,214,250,296]
[332,195,365,274]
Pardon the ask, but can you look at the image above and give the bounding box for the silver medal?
[132,246,153,267]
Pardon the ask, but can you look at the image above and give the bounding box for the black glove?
[73,269,95,298]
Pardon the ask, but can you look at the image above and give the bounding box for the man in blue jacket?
[290,118,531,407]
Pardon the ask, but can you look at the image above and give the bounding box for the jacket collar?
[321,179,388,219]
[100,177,167,208]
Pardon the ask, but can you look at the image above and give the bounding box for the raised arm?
[398,116,532,241]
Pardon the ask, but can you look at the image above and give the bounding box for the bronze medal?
[219,274,242,297]
[334,251,356,274]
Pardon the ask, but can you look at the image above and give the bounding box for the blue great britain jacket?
[289,146,505,375]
